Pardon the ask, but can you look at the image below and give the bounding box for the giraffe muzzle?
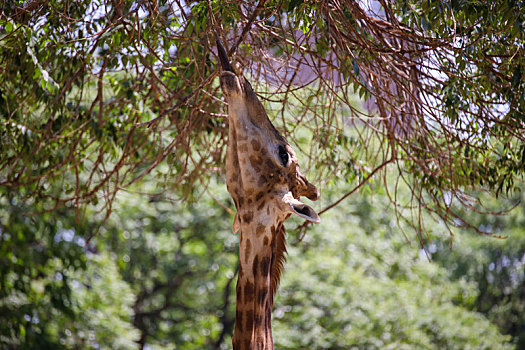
[220,72,243,98]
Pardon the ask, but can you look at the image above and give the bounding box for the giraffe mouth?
[290,202,321,223]
[283,192,321,223]
[294,204,313,216]
[220,71,243,97]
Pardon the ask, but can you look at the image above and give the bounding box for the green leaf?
[352,58,360,77]
[288,0,304,12]
[6,21,14,33]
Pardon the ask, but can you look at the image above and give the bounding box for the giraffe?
[216,38,321,350]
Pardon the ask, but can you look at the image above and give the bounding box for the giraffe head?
[218,41,320,232]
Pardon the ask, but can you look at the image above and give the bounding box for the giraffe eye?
[278,145,289,167]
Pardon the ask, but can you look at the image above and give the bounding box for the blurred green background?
[2,172,524,349]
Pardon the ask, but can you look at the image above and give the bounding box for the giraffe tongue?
[215,35,233,72]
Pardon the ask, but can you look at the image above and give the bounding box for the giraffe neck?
[233,219,281,350]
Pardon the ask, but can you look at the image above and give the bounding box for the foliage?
[2,175,520,349]
[97,179,238,349]
[431,191,525,348]
[0,0,524,231]
[0,188,137,349]
[0,188,86,349]
[0,0,224,212]
[51,252,140,349]
[273,186,514,349]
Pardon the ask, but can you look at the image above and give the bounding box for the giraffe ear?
[284,194,320,223]
[232,212,240,234]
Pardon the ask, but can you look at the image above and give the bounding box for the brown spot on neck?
[244,239,251,264]
[242,212,253,224]
[251,139,261,151]
[255,223,266,236]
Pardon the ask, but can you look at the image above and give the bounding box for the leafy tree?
[0,188,87,349]
[271,183,515,349]
[98,179,238,349]
[0,0,523,229]
[0,171,519,348]
[431,191,525,348]
[52,252,140,349]
[0,187,137,349]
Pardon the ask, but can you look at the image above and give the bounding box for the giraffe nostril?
[296,174,320,201]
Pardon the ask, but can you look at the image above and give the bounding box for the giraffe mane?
[271,223,287,300]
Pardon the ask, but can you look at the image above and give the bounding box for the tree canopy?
[1,0,524,234]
